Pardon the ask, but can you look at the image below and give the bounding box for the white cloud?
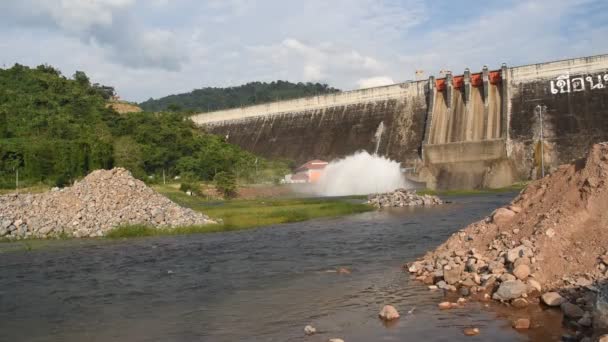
[1,0,606,102]
[0,0,185,71]
[357,76,395,89]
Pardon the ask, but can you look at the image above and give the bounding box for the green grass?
[0,183,51,195]
[101,184,373,238]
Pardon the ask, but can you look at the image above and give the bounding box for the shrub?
[214,171,237,199]
[179,182,202,196]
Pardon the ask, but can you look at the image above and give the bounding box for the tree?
[73,71,90,86]
[214,171,237,199]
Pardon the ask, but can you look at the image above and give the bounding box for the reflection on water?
[0,193,562,341]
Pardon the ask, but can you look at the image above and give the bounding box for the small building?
[286,160,328,184]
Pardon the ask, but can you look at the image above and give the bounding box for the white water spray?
[313,151,411,196]
[374,121,385,155]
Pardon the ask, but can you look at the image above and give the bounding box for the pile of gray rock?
[0,168,215,239]
[367,189,443,208]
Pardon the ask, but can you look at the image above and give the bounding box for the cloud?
[0,0,186,71]
[249,38,384,83]
[1,0,607,102]
[357,76,396,89]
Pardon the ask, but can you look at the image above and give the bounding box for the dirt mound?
[106,101,142,114]
[408,142,608,335]
[0,168,214,239]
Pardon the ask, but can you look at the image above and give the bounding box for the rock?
[328,339,345,342]
[500,273,517,282]
[463,327,480,336]
[513,257,530,269]
[527,279,542,293]
[599,335,608,342]
[367,189,443,208]
[438,302,452,310]
[488,261,506,274]
[561,302,585,319]
[509,205,523,213]
[512,298,529,309]
[493,280,527,301]
[513,264,531,280]
[507,246,533,264]
[428,285,438,291]
[578,312,592,327]
[575,277,593,287]
[378,305,400,321]
[337,267,351,275]
[493,208,516,225]
[545,228,556,238]
[461,278,477,287]
[512,318,531,329]
[541,292,566,307]
[443,265,463,285]
[304,325,316,335]
[0,168,215,239]
[436,281,448,290]
[1,219,11,229]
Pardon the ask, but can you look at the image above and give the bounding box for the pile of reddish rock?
[407,143,608,340]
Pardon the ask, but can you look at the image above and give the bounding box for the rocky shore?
[367,189,443,208]
[407,143,608,340]
[0,168,215,239]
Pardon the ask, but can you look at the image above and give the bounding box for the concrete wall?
[199,82,428,166]
[507,54,608,179]
[193,54,608,189]
[191,83,424,126]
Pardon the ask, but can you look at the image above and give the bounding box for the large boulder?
[541,292,566,307]
[493,280,527,301]
[513,264,531,280]
[378,305,400,321]
[561,302,585,319]
[492,208,516,225]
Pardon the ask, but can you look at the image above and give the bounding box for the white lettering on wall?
[551,73,608,94]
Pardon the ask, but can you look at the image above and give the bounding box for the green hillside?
[139,81,340,112]
[0,64,289,188]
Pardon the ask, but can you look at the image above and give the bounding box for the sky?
[0,0,607,102]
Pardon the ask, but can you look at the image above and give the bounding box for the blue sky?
[1,0,606,102]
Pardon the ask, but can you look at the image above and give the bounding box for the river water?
[0,193,563,341]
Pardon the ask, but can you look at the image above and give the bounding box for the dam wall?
[507,55,608,180]
[192,54,608,189]
[193,83,429,166]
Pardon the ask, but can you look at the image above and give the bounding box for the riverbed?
[0,193,563,341]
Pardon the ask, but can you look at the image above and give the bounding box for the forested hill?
[139,81,340,112]
[0,64,289,188]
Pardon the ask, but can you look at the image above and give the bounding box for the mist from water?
[313,151,411,197]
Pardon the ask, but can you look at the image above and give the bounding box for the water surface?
[0,193,563,341]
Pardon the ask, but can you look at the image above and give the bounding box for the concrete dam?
[192,54,608,189]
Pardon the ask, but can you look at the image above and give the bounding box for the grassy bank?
[104,184,372,238]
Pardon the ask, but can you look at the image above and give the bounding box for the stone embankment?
[367,189,443,208]
[0,168,215,239]
[407,143,608,340]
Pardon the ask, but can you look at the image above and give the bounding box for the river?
[0,193,563,341]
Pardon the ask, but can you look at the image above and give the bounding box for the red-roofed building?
[284,160,328,184]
